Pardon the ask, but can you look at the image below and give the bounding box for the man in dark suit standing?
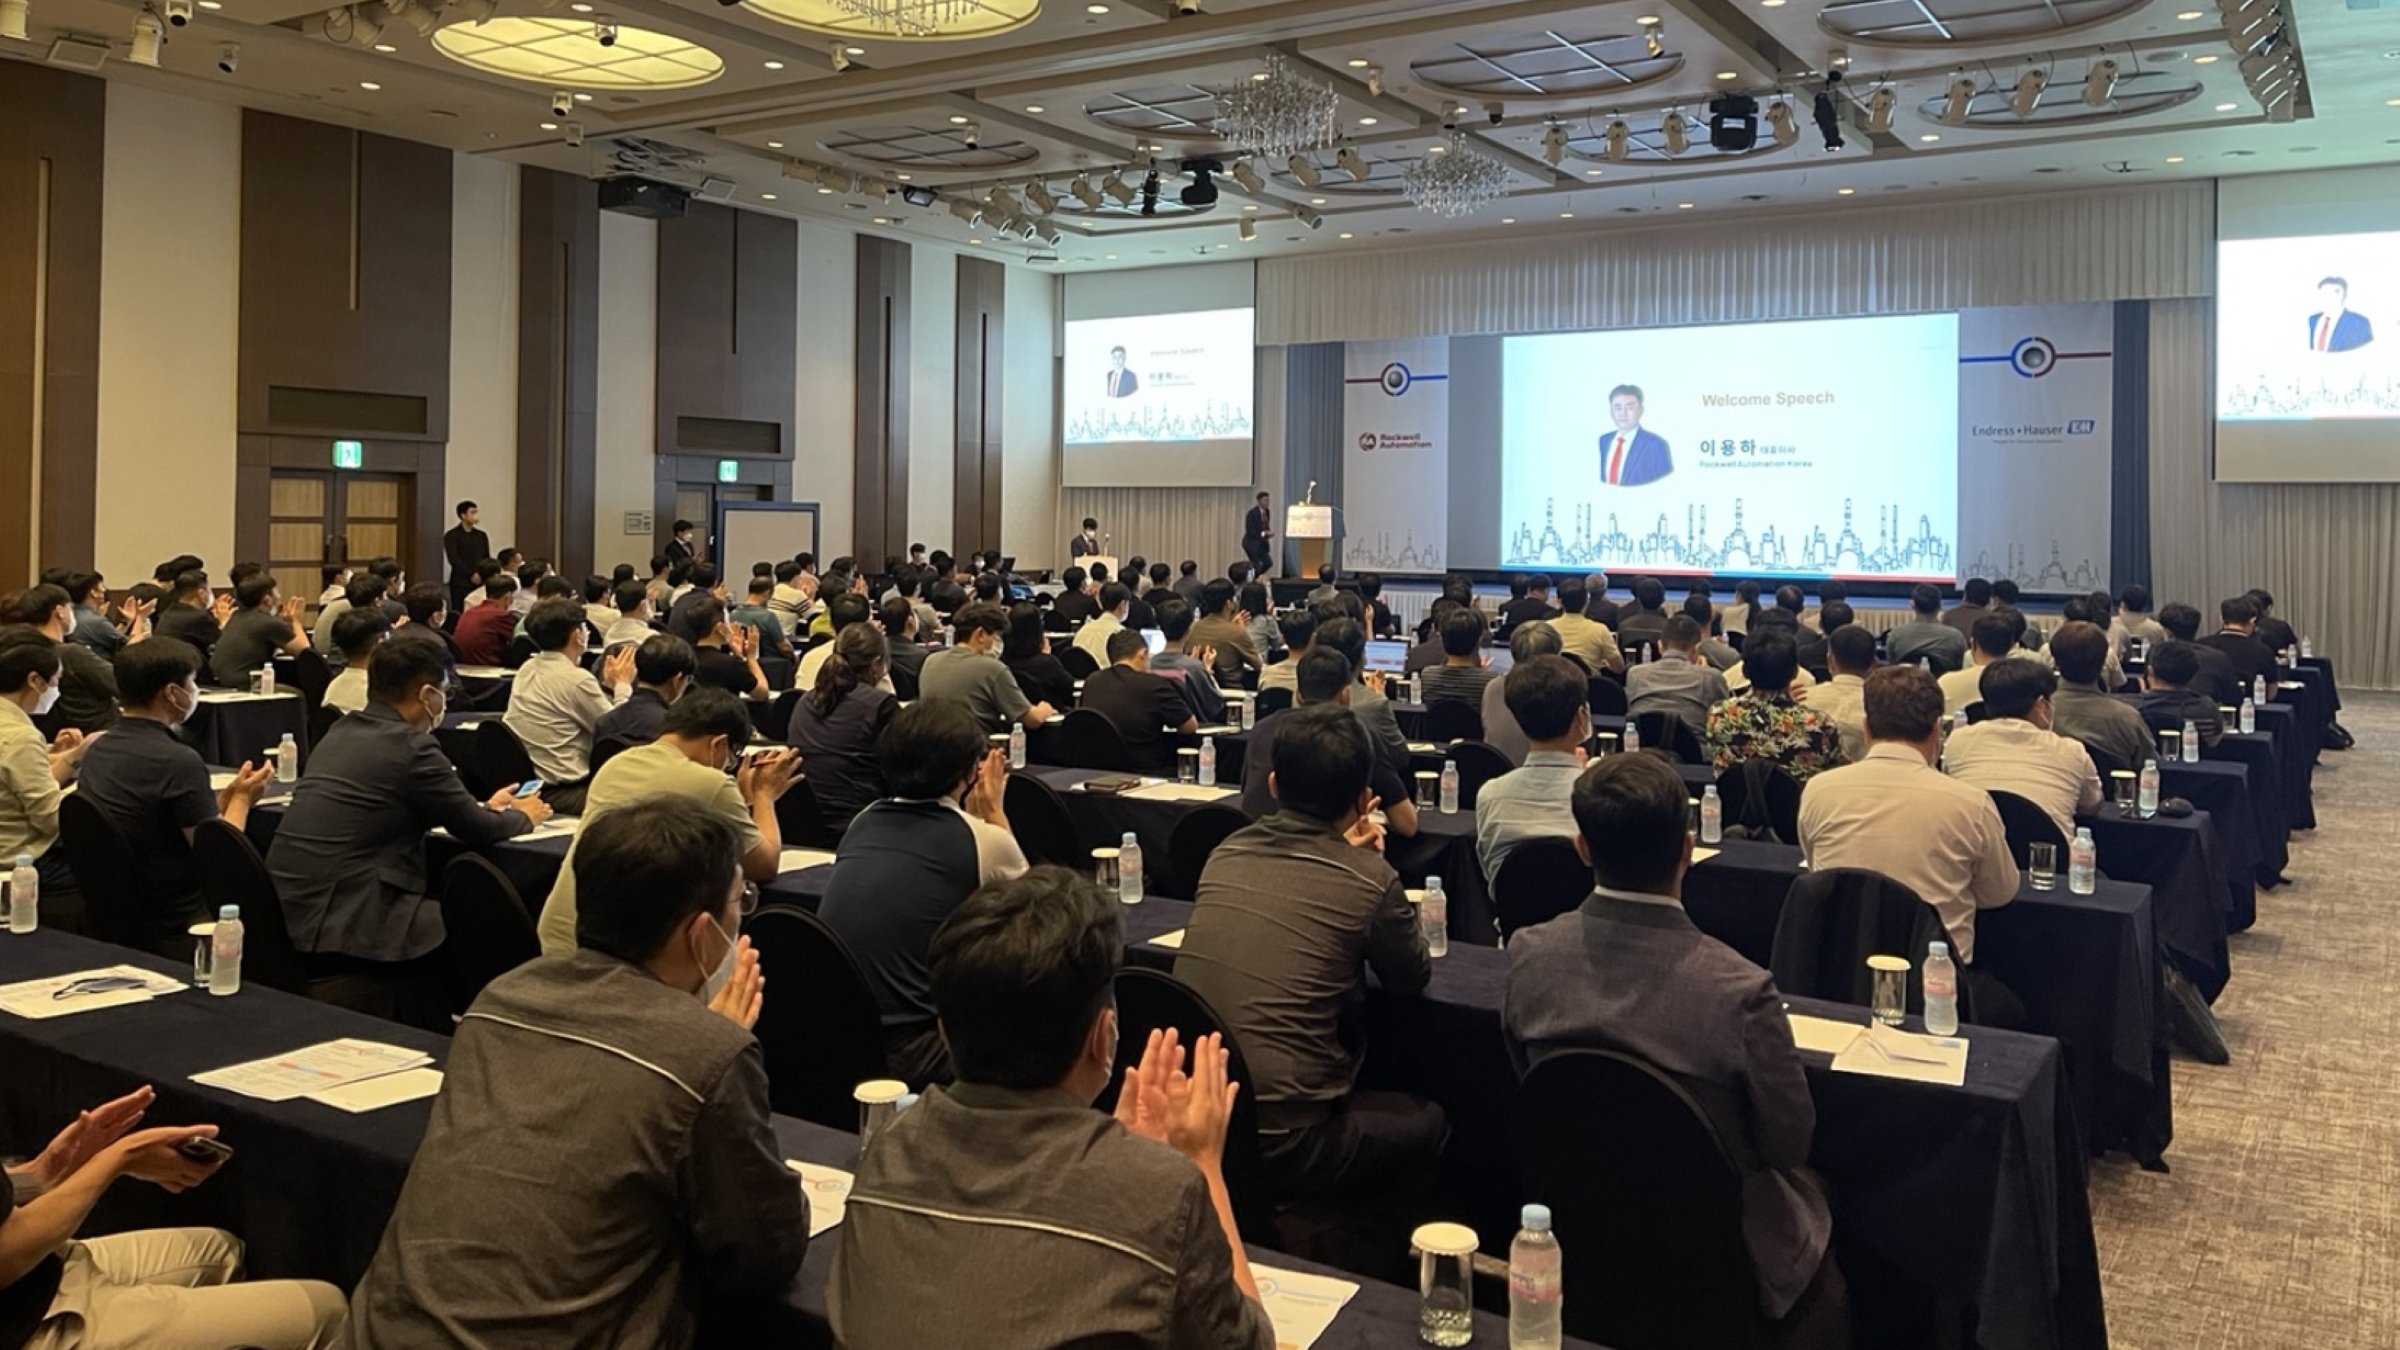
[664,520,698,566]
[1597,384,1673,487]
[1104,346,1140,398]
[1242,491,1274,577]
[1069,517,1102,560]
[443,501,492,613]
[2199,595,2279,694]
[1503,751,1842,1332]
[2306,278,2374,353]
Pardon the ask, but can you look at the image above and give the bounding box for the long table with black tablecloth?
[183,690,310,770]
[0,926,1588,1350]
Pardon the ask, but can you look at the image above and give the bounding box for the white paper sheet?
[1148,928,1187,949]
[785,1160,856,1237]
[1122,782,1239,803]
[192,1039,435,1102]
[778,848,837,874]
[0,966,187,1021]
[1829,1021,1968,1086]
[1690,847,1721,865]
[453,666,515,680]
[1194,724,1241,736]
[1405,741,1444,754]
[1251,1264,1361,1350]
[307,1067,445,1113]
[1786,1014,1866,1056]
[194,690,296,704]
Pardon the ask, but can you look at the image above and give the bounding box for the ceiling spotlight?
[2083,58,2119,105]
[1026,181,1057,213]
[1287,153,1321,188]
[1294,205,1323,230]
[551,89,574,117]
[1540,122,1566,166]
[1603,119,1630,162]
[563,122,583,148]
[217,40,238,71]
[985,186,1020,216]
[1812,87,1844,150]
[592,15,617,45]
[1229,158,1263,194]
[1237,218,1256,242]
[948,198,984,226]
[2010,67,2046,118]
[0,0,26,41]
[1766,100,1797,147]
[162,0,190,25]
[1335,145,1370,181]
[1037,224,1063,247]
[1645,25,1663,58]
[348,4,383,45]
[1138,168,1161,217]
[1070,175,1102,209]
[1100,170,1134,205]
[322,4,353,41]
[828,41,849,70]
[398,0,440,38]
[1661,109,1688,155]
[1864,85,1896,133]
[1365,63,1382,97]
[961,120,981,148]
[129,7,163,65]
[1941,75,1977,125]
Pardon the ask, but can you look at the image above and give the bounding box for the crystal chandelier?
[1400,130,1510,217]
[1212,53,1341,159]
[826,0,1002,38]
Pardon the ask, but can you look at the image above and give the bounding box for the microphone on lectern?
[1304,481,1317,505]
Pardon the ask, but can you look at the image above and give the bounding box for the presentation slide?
[2218,234,2400,409]
[1060,307,1255,485]
[1499,314,1959,582]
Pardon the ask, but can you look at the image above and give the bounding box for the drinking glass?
[189,922,217,987]
[2029,841,2059,891]
[2109,771,2137,810]
[854,1079,907,1153]
[1176,749,1200,784]
[2158,727,2181,761]
[1411,1222,1477,1347]
[1593,731,1621,757]
[1414,771,1439,809]
[1090,848,1120,894]
[1867,955,1910,1026]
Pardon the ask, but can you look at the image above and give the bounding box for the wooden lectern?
[1287,504,1336,578]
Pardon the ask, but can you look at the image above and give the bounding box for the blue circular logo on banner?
[2010,336,2058,379]
[1380,362,1414,395]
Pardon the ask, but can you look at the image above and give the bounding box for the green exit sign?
[716,459,740,483]
[332,440,364,469]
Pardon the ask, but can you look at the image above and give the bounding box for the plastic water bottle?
[1238,695,1255,730]
[1698,785,1722,843]
[1198,736,1217,788]
[275,733,300,783]
[2068,828,2097,895]
[2137,758,2160,819]
[1117,831,1143,905]
[1421,877,1449,957]
[2179,719,2200,763]
[6,855,36,934]
[209,905,244,995]
[1922,941,1958,1036]
[2301,636,2313,659]
[1007,722,1027,770]
[1623,719,1641,753]
[1438,759,1460,814]
[257,664,275,696]
[1508,1203,1564,1349]
[2252,674,2268,706]
[2238,698,2256,734]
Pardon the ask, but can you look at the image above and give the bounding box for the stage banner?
[1956,304,2115,592]
[1341,338,1450,572]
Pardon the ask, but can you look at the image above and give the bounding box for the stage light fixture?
[1138,168,1161,216]
[1364,63,1382,96]
[1539,123,1566,166]
[1812,89,1844,150]
[1101,170,1134,205]
[1766,100,1797,147]
[985,186,1020,217]
[349,4,383,45]
[1070,175,1103,209]
[1941,76,1976,125]
[1661,110,1688,155]
[1644,25,1663,58]
[1237,218,1256,242]
[1602,119,1630,161]
[961,120,981,148]
[1294,205,1323,230]
[1287,153,1321,188]
[0,0,28,41]
[828,41,849,70]
[217,40,239,70]
[2010,67,2046,118]
[1229,158,1263,194]
[1026,180,1056,214]
[1335,145,1369,180]
[1864,85,1896,133]
[129,7,163,64]
[947,198,984,226]
[900,184,937,207]
[2081,58,2120,105]
[1706,93,1758,151]
[397,0,440,38]
[1179,157,1222,206]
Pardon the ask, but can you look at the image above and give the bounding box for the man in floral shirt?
[1703,629,1847,781]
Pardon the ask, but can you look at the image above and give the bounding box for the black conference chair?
[1448,739,1513,810]
[55,795,156,952]
[1587,678,1628,717]
[1253,687,1293,717]
[2080,740,2131,780]
[503,634,539,670]
[1713,759,1804,845]
[1424,699,1483,744]
[1723,630,1745,653]
[753,688,803,744]
[1094,969,1274,1238]
[776,777,843,850]
[282,648,334,712]
[186,820,310,996]
[307,702,344,748]
[1515,1049,1790,1350]
[1632,711,1707,765]
[1492,838,1591,940]
[439,854,540,1012]
[1988,789,2071,871]
[473,721,540,799]
[1961,700,1991,725]
[1053,708,1138,773]
[1058,646,1100,680]
[1165,803,1251,900]
[1003,772,1086,868]
[744,905,895,1126]
[1768,867,1971,1022]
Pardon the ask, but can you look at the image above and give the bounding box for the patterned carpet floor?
[2085,690,2398,1348]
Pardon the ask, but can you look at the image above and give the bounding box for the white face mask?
[169,682,199,726]
[31,679,59,717]
[696,914,739,1003]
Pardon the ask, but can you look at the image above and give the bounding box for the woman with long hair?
[787,622,894,828]
[999,601,1073,709]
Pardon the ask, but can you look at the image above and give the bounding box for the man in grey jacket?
[337,797,809,1349]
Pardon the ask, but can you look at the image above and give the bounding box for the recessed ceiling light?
[1242,203,1258,211]
[1085,2,1108,11]
[1919,132,1940,142]
[1358,116,1378,125]
[1763,0,1785,7]
[1147,143,1164,151]
[1309,197,1325,205]
[1636,14,1660,24]
[1024,104,1044,113]
[2165,154,2185,163]
[1837,186,1855,195]
[574,93,592,102]
[1104,253,1117,260]
[949,115,969,124]
[767,139,783,148]
[359,81,381,90]
[1346,57,1370,68]
[1216,242,1229,249]
[762,193,777,200]
[1677,201,1693,209]
[1501,216,1515,223]
[764,60,784,69]
[872,216,890,224]
[197,0,221,8]
[895,172,910,180]
[1716,71,1738,80]
[569,2,591,9]
[2389,97,2400,106]
[817,186,833,194]
[2215,102,2239,111]
[1559,211,1574,218]
[2192,54,2217,64]
[1428,144,1446,154]
[1337,231,1354,238]
[373,42,395,51]
[1585,168,1603,177]
[845,46,863,55]
[539,121,559,130]
[2175,7,2203,15]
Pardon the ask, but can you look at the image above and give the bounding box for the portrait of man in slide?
[2306,276,2373,353]
[1598,383,1673,486]
[1106,345,1142,398]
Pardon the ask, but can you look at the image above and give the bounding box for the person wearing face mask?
[818,700,1029,1087]
[536,687,799,958]
[13,583,125,734]
[0,628,88,897]
[500,598,640,816]
[831,867,1270,1349]
[264,639,550,1030]
[72,638,276,955]
[337,797,810,1348]
[916,603,1056,734]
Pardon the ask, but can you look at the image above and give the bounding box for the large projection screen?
[1060,260,1257,487]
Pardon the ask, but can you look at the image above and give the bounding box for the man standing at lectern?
[1598,384,1673,488]
[1243,491,1275,578]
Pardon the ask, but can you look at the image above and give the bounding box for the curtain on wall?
[1258,182,2212,345]
[2147,297,2400,690]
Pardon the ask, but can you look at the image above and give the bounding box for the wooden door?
[264,469,412,616]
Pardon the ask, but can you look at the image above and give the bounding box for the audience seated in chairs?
[451,572,518,668]
[1942,615,2020,716]
[16,585,121,740]
[1482,621,1562,764]
[1806,623,1877,762]
[1186,579,1262,689]
[599,580,656,652]
[877,596,930,699]
[1238,649,1419,840]
[1882,583,1968,674]
[2045,620,2157,773]
[1940,658,2103,841]
[787,623,897,830]
[682,594,772,702]
[1149,598,1229,726]
[0,630,85,900]
[207,574,313,692]
[1502,750,1844,1342]
[819,700,1030,1087]
[71,637,275,955]
[1626,614,1729,743]
[998,600,1076,711]
[321,606,388,713]
[1475,655,1592,886]
[1416,608,1499,712]
[340,798,810,1346]
[1077,629,1197,776]
[730,573,794,662]
[501,599,638,816]
[538,686,798,958]
[830,867,1272,1349]
[593,633,694,769]
[920,602,1058,734]
[2134,640,2227,751]
[1312,617,1411,781]
[1256,606,1316,699]
[797,592,873,692]
[1705,630,1846,784]
[264,639,550,1029]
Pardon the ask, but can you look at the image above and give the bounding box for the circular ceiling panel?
[432,17,723,89]
[743,0,1039,42]
[1408,31,1680,101]
[1820,0,2146,47]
